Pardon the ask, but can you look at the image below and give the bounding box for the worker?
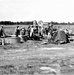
[30,25,34,38]
[15,26,20,37]
[0,26,6,37]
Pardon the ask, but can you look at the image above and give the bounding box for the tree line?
[51,21,74,25]
[0,21,74,25]
[0,21,33,25]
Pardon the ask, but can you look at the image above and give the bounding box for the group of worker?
[14,22,55,42]
[0,21,69,44]
[15,26,42,40]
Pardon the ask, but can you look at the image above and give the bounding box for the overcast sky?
[0,0,74,22]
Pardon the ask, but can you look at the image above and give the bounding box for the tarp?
[53,30,69,44]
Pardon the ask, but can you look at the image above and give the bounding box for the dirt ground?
[0,39,74,75]
[0,25,74,75]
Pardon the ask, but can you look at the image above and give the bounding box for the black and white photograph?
[0,0,74,75]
